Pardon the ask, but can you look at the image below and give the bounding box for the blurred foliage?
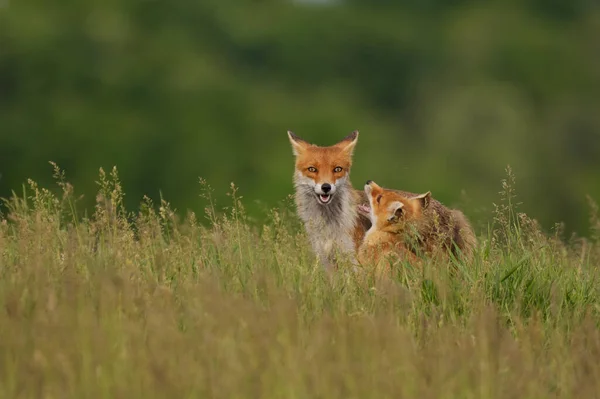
[1,0,599,234]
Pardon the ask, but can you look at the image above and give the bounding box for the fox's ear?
[415,191,432,210]
[287,131,309,156]
[336,130,359,156]
[389,201,405,221]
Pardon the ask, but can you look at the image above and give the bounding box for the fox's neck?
[364,229,396,245]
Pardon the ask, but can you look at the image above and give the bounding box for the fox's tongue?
[319,194,331,203]
[358,204,371,214]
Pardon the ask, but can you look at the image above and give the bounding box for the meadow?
[1,164,600,398]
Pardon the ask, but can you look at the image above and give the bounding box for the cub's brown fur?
[359,181,476,267]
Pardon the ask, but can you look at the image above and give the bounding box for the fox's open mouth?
[358,204,370,213]
[317,194,332,204]
[358,204,371,215]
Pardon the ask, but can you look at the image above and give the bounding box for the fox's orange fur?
[358,181,476,271]
[287,131,370,272]
[358,229,420,278]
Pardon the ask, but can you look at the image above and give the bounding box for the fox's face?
[364,180,431,233]
[288,131,358,206]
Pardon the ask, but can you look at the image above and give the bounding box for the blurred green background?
[1,0,599,235]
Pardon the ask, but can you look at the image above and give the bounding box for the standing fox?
[358,180,476,272]
[287,131,371,272]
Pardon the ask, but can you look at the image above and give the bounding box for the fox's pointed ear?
[336,130,359,156]
[287,131,309,156]
[389,201,405,221]
[415,191,432,209]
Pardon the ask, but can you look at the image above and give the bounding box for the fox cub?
[358,180,476,272]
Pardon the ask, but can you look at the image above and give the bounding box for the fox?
[287,130,371,272]
[358,180,476,271]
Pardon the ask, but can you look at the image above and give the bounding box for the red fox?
[287,131,371,272]
[358,180,476,272]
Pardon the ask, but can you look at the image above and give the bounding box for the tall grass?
[0,165,599,398]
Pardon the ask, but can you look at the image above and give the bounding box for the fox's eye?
[376,195,382,204]
[307,167,317,173]
[333,166,343,173]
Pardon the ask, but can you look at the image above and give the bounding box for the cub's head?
[364,180,431,233]
[287,130,358,206]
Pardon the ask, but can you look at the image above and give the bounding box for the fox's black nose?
[365,180,373,185]
[321,183,332,193]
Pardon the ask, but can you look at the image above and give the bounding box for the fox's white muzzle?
[315,183,336,205]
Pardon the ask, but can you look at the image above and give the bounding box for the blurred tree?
[1,0,599,235]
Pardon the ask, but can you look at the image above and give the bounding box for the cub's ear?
[415,191,432,210]
[287,131,309,156]
[388,201,405,221]
[336,130,359,156]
